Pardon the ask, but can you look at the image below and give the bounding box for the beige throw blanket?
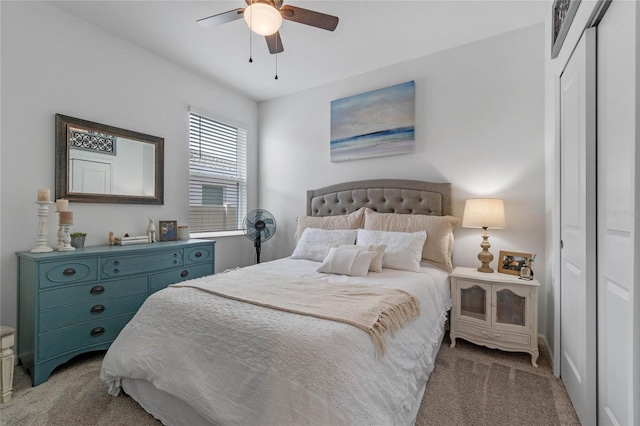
[171,268,420,356]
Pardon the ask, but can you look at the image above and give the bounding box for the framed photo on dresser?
[159,220,177,241]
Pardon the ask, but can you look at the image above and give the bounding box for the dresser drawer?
[150,263,214,293]
[38,314,134,362]
[185,245,214,265]
[39,259,98,289]
[457,321,531,347]
[39,276,148,310]
[101,250,183,279]
[39,292,147,333]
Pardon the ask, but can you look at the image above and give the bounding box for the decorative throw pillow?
[291,228,358,262]
[334,244,386,273]
[294,208,365,241]
[363,208,460,272]
[356,229,426,272]
[317,247,378,277]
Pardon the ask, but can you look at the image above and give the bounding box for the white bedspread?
[100,258,451,425]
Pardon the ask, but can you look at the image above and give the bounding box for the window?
[189,111,247,233]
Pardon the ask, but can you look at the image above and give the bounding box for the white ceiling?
[51,0,550,102]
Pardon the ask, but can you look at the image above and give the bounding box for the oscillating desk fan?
[243,209,276,263]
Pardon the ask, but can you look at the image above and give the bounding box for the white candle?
[56,199,69,212]
[37,189,51,202]
[59,210,74,225]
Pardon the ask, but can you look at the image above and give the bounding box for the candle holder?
[31,201,54,253]
[58,224,75,251]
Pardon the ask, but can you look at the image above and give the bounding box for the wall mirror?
[55,114,164,204]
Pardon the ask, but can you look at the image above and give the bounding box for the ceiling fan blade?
[265,32,284,54]
[280,5,339,31]
[197,8,244,28]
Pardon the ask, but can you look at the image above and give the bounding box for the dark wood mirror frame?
[55,114,164,205]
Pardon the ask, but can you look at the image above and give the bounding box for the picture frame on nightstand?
[497,250,532,276]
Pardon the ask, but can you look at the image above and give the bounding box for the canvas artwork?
[330,81,415,162]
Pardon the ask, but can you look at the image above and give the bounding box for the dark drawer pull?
[90,304,105,314]
[113,260,120,266]
[173,253,178,257]
[180,270,189,278]
[173,260,178,265]
[195,252,202,258]
[62,268,76,276]
[90,285,105,295]
[90,327,105,337]
[113,268,120,273]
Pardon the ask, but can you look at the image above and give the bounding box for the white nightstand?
[449,267,539,367]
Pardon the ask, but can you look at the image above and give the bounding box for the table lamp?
[462,198,505,273]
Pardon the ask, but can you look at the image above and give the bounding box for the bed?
[100,179,458,425]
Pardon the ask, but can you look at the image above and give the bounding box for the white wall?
[258,25,548,338]
[0,1,259,329]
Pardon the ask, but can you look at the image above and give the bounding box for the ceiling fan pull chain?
[248,27,253,63]
[274,54,278,80]
[248,4,253,63]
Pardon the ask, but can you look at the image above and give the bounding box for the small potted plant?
[70,232,87,248]
[519,254,536,280]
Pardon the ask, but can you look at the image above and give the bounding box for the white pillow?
[333,244,386,273]
[291,228,358,262]
[356,229,426,272]
[317,247,378,277]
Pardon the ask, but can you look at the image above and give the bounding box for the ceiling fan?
[197,0,339,54]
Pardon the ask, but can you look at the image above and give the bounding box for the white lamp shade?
[244,3,283,36]
[462,198,506,229]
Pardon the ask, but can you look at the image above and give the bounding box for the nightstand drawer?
[39,292,147,333]
[38,314,134,362]
[149,263,214,293]
[101,250,183,278]
[457,321,531,346]
[39,276,148,309]
[39,259,98,288]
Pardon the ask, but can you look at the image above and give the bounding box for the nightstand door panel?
[492,285,532,331]
[456,279,491,326]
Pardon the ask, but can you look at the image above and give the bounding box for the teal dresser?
[16,239,215,386]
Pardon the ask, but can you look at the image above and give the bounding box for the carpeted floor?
[1,333,579,425]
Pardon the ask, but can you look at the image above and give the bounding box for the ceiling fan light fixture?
[244,3,282,36]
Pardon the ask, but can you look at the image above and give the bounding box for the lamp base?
[477,264,494,273]
[477,230,494,273]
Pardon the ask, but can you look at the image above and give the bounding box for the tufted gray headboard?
[307,179,452,217]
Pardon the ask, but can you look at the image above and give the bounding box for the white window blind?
[189,112,247,233]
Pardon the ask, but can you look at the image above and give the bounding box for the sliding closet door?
[559,27,597,425]
[597,1,637,424]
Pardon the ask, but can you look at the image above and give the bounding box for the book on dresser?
[16,239,215,386]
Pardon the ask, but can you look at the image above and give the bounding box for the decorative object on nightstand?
[519,254,536,280]
[1,325,15,402]
[449,266,539,367]
[462,198,505,273]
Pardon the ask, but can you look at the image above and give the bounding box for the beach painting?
[330,81,415,162]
